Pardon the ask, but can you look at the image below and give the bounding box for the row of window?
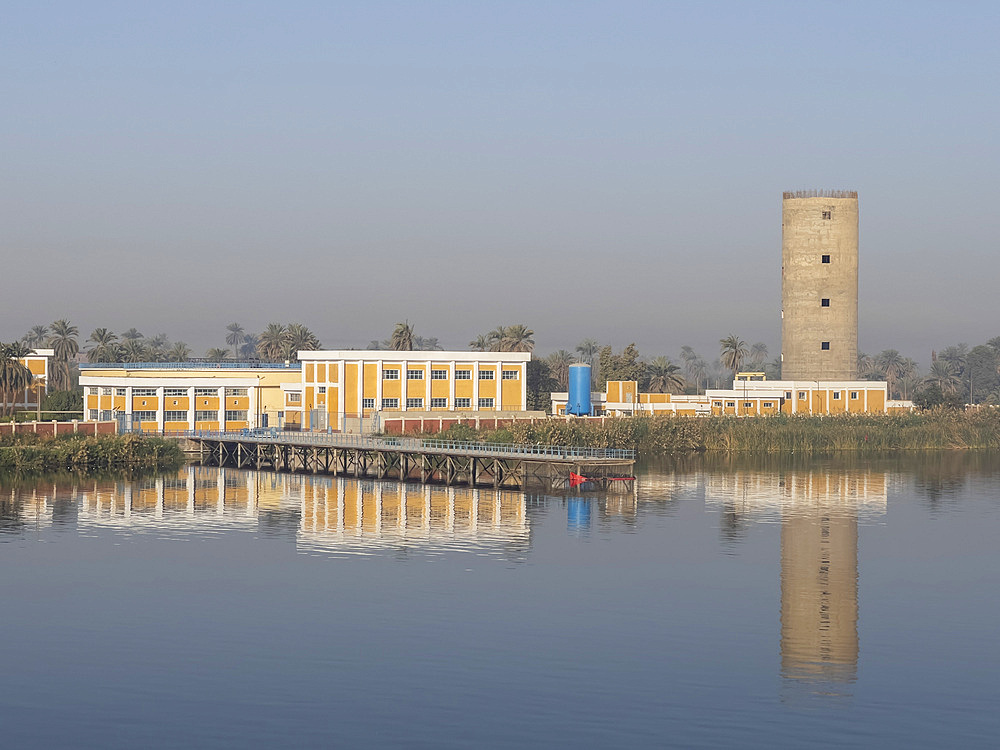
[89,386,236,398]
[123,410,252,422]
[381,369,518,381]
[372,397,494,410]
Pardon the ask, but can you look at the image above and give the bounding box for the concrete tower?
[781,190,858,380]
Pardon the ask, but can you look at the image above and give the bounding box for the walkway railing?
[162,429,635,461]
[80,361,300,370]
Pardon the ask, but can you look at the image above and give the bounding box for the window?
[798,391,807,400]
[195,410,216,421]
[132,411,156,422]
[89,387,98,396]
[455,397,471,408]
[406,369,423,380]
[455,370,472,380]
[362,398,375,409]
[431,397,447,408]
[102,387,112,395]
[133,388,156,396]
[100,410,113,421]
[763,402,773,408]
[744,402,753,408]
[195,387,217,397]
[317,386,326,394]
[406,397,423,409]
[381,398,399,409]
[164,411,187,422]
[383,369,399,380]
[478,397,495,408]
[821,254,831,263]
[713,401,722,407]
[785,391,792,399]
[501,369,518,380]
[821,341,830,350]
[89,409,99,420]
[833,392,841,400]
[164,388,186,397]
[479,370,494,380]
[226,388,248,397]
[822,210,832,220]
[287,393,301,403]
[726,401,735,408]
[116,388,126,396]
[225,410,248,422]
[821,298,830,307]
[431,369,448,380]
[850,391,859,399]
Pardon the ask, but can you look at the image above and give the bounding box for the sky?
[3,1,998,363]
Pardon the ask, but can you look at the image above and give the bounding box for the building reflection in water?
[705,469,887,689]
[16,466,535,559]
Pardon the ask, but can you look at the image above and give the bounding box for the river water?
[1,454,998,748]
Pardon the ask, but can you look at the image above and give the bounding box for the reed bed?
[0,433,185,472]
[429,408,1000,455]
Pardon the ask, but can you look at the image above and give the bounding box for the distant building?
[80,350,532,432]
[1,349,52,412]
[781,190,859,380]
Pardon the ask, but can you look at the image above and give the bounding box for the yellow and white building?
[2,348,52,410]
[80,350,532,432]
[552,373,911,417]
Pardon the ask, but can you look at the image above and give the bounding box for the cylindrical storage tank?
[781,190,859,380]
[567,363,592,416]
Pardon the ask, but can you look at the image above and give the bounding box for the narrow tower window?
[821,254,831,263]
[821,341,830,350]
[821,298,830,307]
[822,210,832,220]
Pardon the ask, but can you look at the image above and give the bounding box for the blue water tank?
[567,363,592,416]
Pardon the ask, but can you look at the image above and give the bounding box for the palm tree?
[688,356,709,393]
[487,326,509,352]
[120,338,149,363]
[225,323,246,351]
[145,333,169,361]
[0,343,35,417]
[646,357,685,393]
[575,339,600,365]
[749,342,768,368]
[205,347,230,362]
[257,324,288,362]
[87,328,119,363]
[413,336,444,351]
[857,352,877,379]
[240,333,260,359]
[875,349,906,398]
[390,321,415,351]
[546,350,575,390]
[22,325,49,349]
[121,328,143,341]
[285,323,320,359]
[501,324,535,353]
[167,342,191,362]
[47,319,79,391]
[469,334,491,352]
[938,344,969,376]
[924,360,960,395]
[719,335,748,380]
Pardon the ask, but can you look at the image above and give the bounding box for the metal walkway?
[164,430,636,490]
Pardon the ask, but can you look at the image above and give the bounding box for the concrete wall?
[781,191,858,380]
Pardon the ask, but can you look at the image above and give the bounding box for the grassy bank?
[0,433,184,473]
[422,408,1000,454]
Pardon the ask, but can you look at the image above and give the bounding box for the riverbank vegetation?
[426,409,1000,455]
[0,433,184,473]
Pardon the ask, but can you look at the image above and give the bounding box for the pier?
[167,431,636,491]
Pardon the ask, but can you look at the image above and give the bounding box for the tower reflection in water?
[706,469,887,689]
[57,466,531,559]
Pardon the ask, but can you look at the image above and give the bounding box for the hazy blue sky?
[3,1,998,362]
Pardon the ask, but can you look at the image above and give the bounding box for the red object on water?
[569,472,588,487]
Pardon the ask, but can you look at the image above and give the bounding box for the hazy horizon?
[4,2,999,364]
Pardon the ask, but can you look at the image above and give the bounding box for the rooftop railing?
[80,361,301,370]
[162,429,635,461]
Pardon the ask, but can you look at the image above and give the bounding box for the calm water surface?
[1,454,998,748]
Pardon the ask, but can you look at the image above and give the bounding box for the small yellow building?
[1,349,52,411]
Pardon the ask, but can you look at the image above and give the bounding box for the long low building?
[80,350,532,432]
[552,373,912,416]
